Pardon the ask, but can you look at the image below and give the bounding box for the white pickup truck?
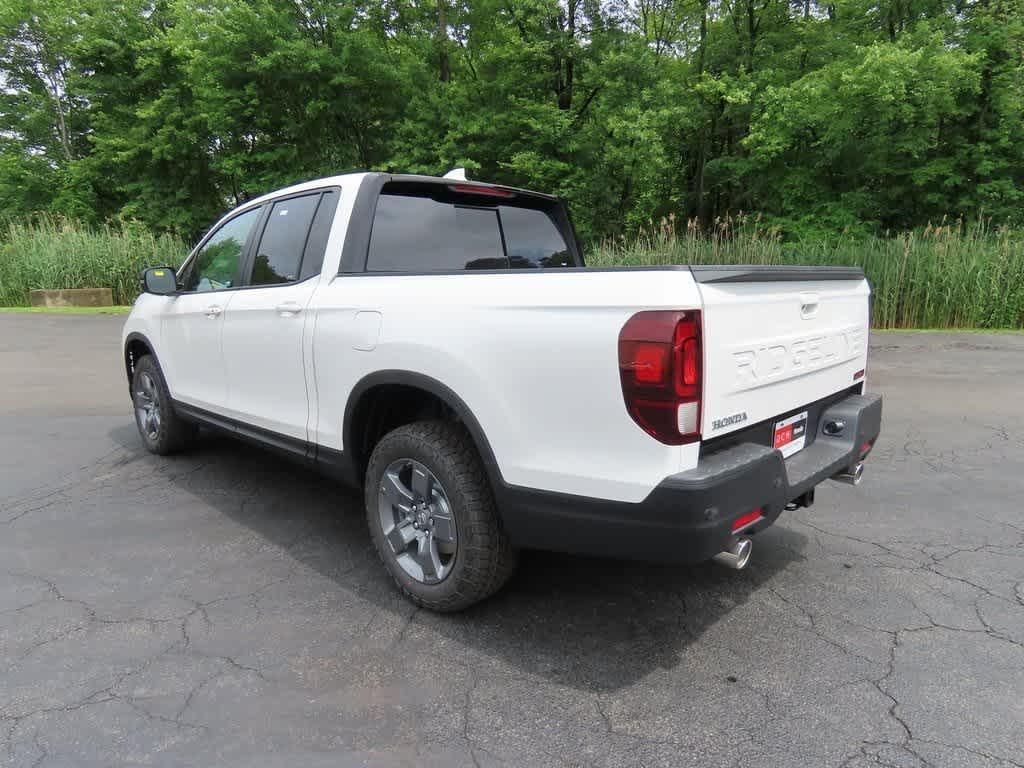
[122,172,882,611]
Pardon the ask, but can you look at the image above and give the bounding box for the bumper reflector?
[732,508,764,532]
[677,401,699,435]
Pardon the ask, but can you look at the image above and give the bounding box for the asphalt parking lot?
[2,314,1023,768]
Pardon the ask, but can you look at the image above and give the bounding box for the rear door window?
[366,194,505,272]
[250,193,321,286]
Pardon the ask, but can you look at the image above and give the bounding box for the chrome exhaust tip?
[712,538,752,570]
[833,462,864,486]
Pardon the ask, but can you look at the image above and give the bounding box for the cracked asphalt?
[2,314,1023,768]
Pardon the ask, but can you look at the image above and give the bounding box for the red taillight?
[732,508,763,532]
[618,310,702,444]
[633,344,668,384]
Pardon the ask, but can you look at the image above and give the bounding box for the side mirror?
[141,266,177,296]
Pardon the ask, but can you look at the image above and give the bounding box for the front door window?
[182,207,261,292]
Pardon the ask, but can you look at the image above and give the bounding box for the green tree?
[0,0,1021,238]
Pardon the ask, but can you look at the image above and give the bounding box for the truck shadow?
[114,427,808,693]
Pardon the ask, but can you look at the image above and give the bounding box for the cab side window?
[182,207,261,293]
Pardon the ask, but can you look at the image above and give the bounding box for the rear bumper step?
[496,392,882,564]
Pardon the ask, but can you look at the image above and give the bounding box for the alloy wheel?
[134,372,162,440]
[377,459,457,584]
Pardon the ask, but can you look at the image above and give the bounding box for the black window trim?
[298,188,341,281]
[493,203,510,266]
[340,172,584,276]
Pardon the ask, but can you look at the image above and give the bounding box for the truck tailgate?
[692,266,870,441]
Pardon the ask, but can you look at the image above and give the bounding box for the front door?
[161,206,263,412]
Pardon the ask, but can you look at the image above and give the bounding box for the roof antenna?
[442,167,468,181]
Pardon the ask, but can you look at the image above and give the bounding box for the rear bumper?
[497,392,882,563]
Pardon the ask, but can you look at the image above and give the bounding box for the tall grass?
[0,217,188,307]
[589,216,1024,329]
[1,215,1022,328]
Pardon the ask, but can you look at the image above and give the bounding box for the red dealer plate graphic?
[773,411,808,458]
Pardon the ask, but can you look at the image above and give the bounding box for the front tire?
[131,355,195,455]
[365,420,518,612]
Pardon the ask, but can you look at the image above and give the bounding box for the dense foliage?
[0,0,1021,242]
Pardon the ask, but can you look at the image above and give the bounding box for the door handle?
[276,302,303,317]
[799,292,820,319]
[205,305,223,318]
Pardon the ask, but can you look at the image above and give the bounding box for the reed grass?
[0,217,187,307]
[1,215,1022,329]
[588,215,1024,329]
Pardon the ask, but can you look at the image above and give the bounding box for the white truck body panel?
[311,269,704,502]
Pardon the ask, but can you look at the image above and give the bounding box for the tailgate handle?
[799,292,820,319]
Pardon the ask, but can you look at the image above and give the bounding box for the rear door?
[693,266,870,442]
[161,206,262,411]
[221,190,339,445]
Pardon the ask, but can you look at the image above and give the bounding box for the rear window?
[499,205,573,268]
[365,186,575,272]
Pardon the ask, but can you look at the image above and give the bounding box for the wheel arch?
[124,332,157,393]
[342,370,504,495]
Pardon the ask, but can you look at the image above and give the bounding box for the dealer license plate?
[773,411,808,458]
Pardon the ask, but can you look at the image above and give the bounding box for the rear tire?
[365,420,518,612]
[131,355,195,455]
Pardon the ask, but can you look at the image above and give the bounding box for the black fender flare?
[342,369,506,492]
[123,332,158,390]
